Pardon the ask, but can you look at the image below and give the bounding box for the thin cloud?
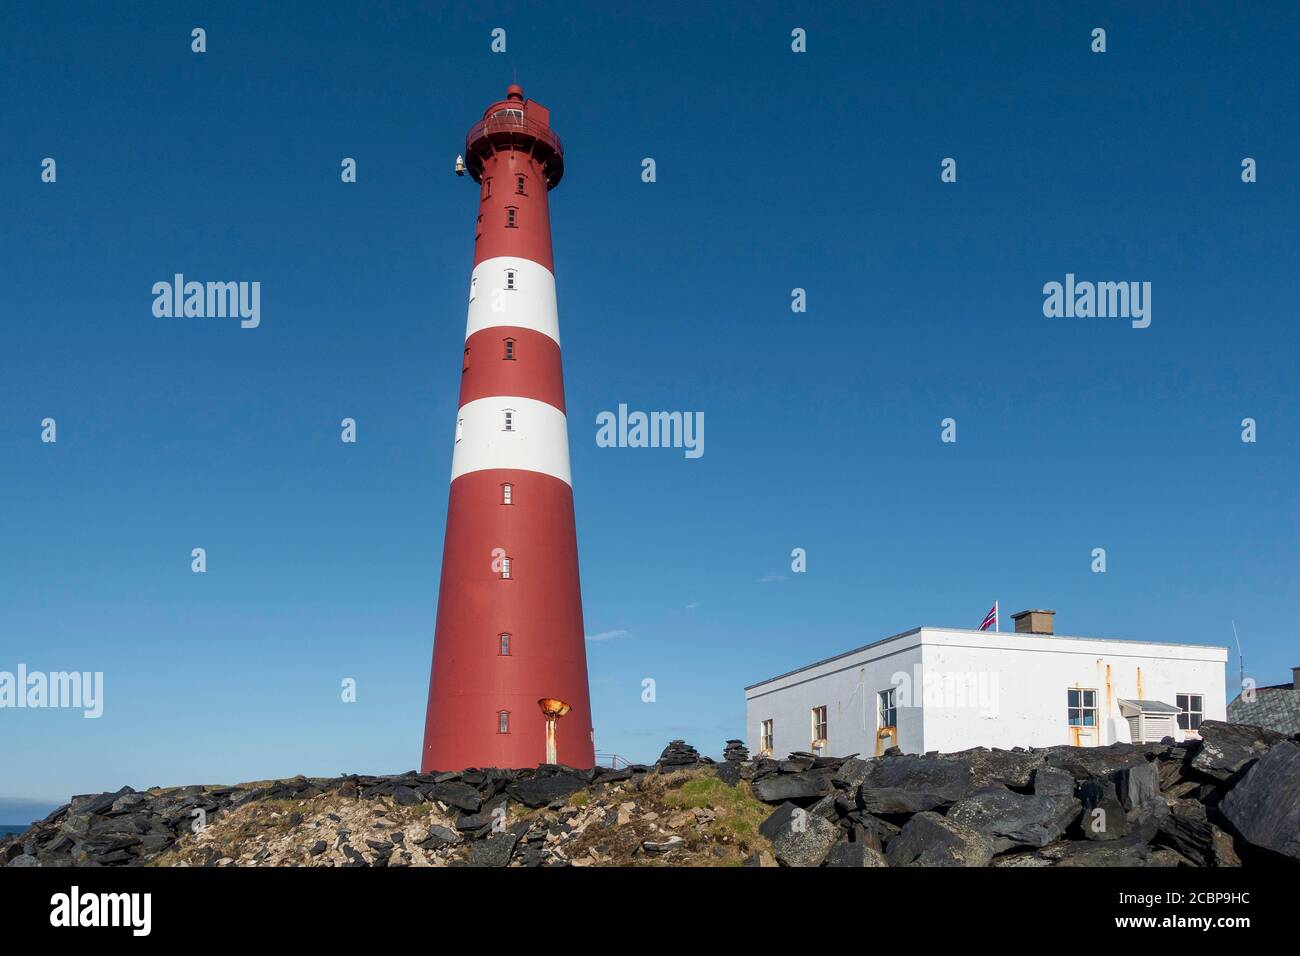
[685,601,702,610]
[586,629,632,643]
[757,573,787,584]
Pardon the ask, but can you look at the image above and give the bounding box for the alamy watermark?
[0,664,103,718]
[596,404,704,459]
[152,274,261,329]
[1042,273,1150,329]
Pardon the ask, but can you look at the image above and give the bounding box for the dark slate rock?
[759,802,800,842]
[714,761,742,787]
[1076,778,1130,842]
[425,781,484,813]
[947,784,1082,852]
[1219,740,1300,860]
[826,841,888,867]
[1031,766,1077,797]
[1155,802,1239,867]
[391,785,422,807]
[857,755,974,813]
[506,775,586,809]
[885,811,994,867]
[416,825,461,849]
[467,830,521,867]
[765,805,840,867]
[832,757,872,790]
[72,787,135,817]
[752,769,833,804]
[1192,721,1287,782]
[308,840,327,856]
[1113,761,1162,813]
[1041,743,1148,780]
[7,854,40,868]
[942,748,1046,788]
[1040,834,1152,867]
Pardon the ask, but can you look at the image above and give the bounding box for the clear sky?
[2,1,1297,811]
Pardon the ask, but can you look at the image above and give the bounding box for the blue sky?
[2,1,1298,813]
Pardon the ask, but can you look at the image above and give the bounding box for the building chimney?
[1293,666,1300,691]
[1011,609,1055,635]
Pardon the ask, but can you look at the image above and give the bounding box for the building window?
[455,418,463,443]
[503,409,514,431]
[500,556,512,579]
[516,174,527,195]
[760,719,773,754]
[1176,694,1204,731]
[505,269,516,290]
[1068,688,1098,727]
[501,482,513,505]
[503,337,516,360]
[878,688,898,728]
[499,632,511,656]
[497,710,510,734]
[505,206,518,228]
[810,705,828,746]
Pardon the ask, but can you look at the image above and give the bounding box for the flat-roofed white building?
[744,609,1227,759]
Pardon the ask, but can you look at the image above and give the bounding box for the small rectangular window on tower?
[506,206,518,228]
[499,632,511,656]
[455,418,464,443]
[502,482,513,505]
[497,710,510,734]
[482,177,491,200]
[503,410,514,431]
[505,270,516,290]
[504,338,515,360]
[516,174,526,195]
[500,556,512,579]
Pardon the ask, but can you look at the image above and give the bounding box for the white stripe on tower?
[450,396,572,485]
[465,256,560,345]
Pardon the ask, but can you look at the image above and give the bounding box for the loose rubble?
[3,721,1295,867]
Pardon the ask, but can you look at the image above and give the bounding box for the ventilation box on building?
[1011,608,1055,635]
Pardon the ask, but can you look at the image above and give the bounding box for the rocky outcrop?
[4,725,1295,867]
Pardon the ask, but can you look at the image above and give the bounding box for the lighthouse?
[421,84,595,771]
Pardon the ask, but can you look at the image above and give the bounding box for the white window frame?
[502,409,515,431]
[760,719,773,755]
[1068,688,1098,727]
[499,632,511,656]
[502,482,513,505]
[505,269,517,290]
[878,688,898,729]
[500,556,512,579]
[1176,693,1204,731]
[497,710,510,734]
[810,705,828,747]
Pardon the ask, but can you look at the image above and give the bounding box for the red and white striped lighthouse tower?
[421,84,595,771]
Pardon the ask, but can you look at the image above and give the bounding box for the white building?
[745,609,1227,758]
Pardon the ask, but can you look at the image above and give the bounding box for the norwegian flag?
[979,601,998,632]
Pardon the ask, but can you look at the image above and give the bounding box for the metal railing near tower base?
[594,752,632,770]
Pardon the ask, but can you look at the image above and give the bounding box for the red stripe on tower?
[422,85,595,771]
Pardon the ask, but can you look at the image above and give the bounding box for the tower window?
[497,710,510,734]
[505,206,518,228]
[462,347,470,373]
[475,214,482,239]
[469,277,477,302]
[482,177,492,200]
[516,174,527,195]
[499,632,511,656]
[500,556,512,579]
[502,482,513,505]
[503,409,514,431]
[505,269,516,290]
[455,418,464,443]
[503,337,515,360]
